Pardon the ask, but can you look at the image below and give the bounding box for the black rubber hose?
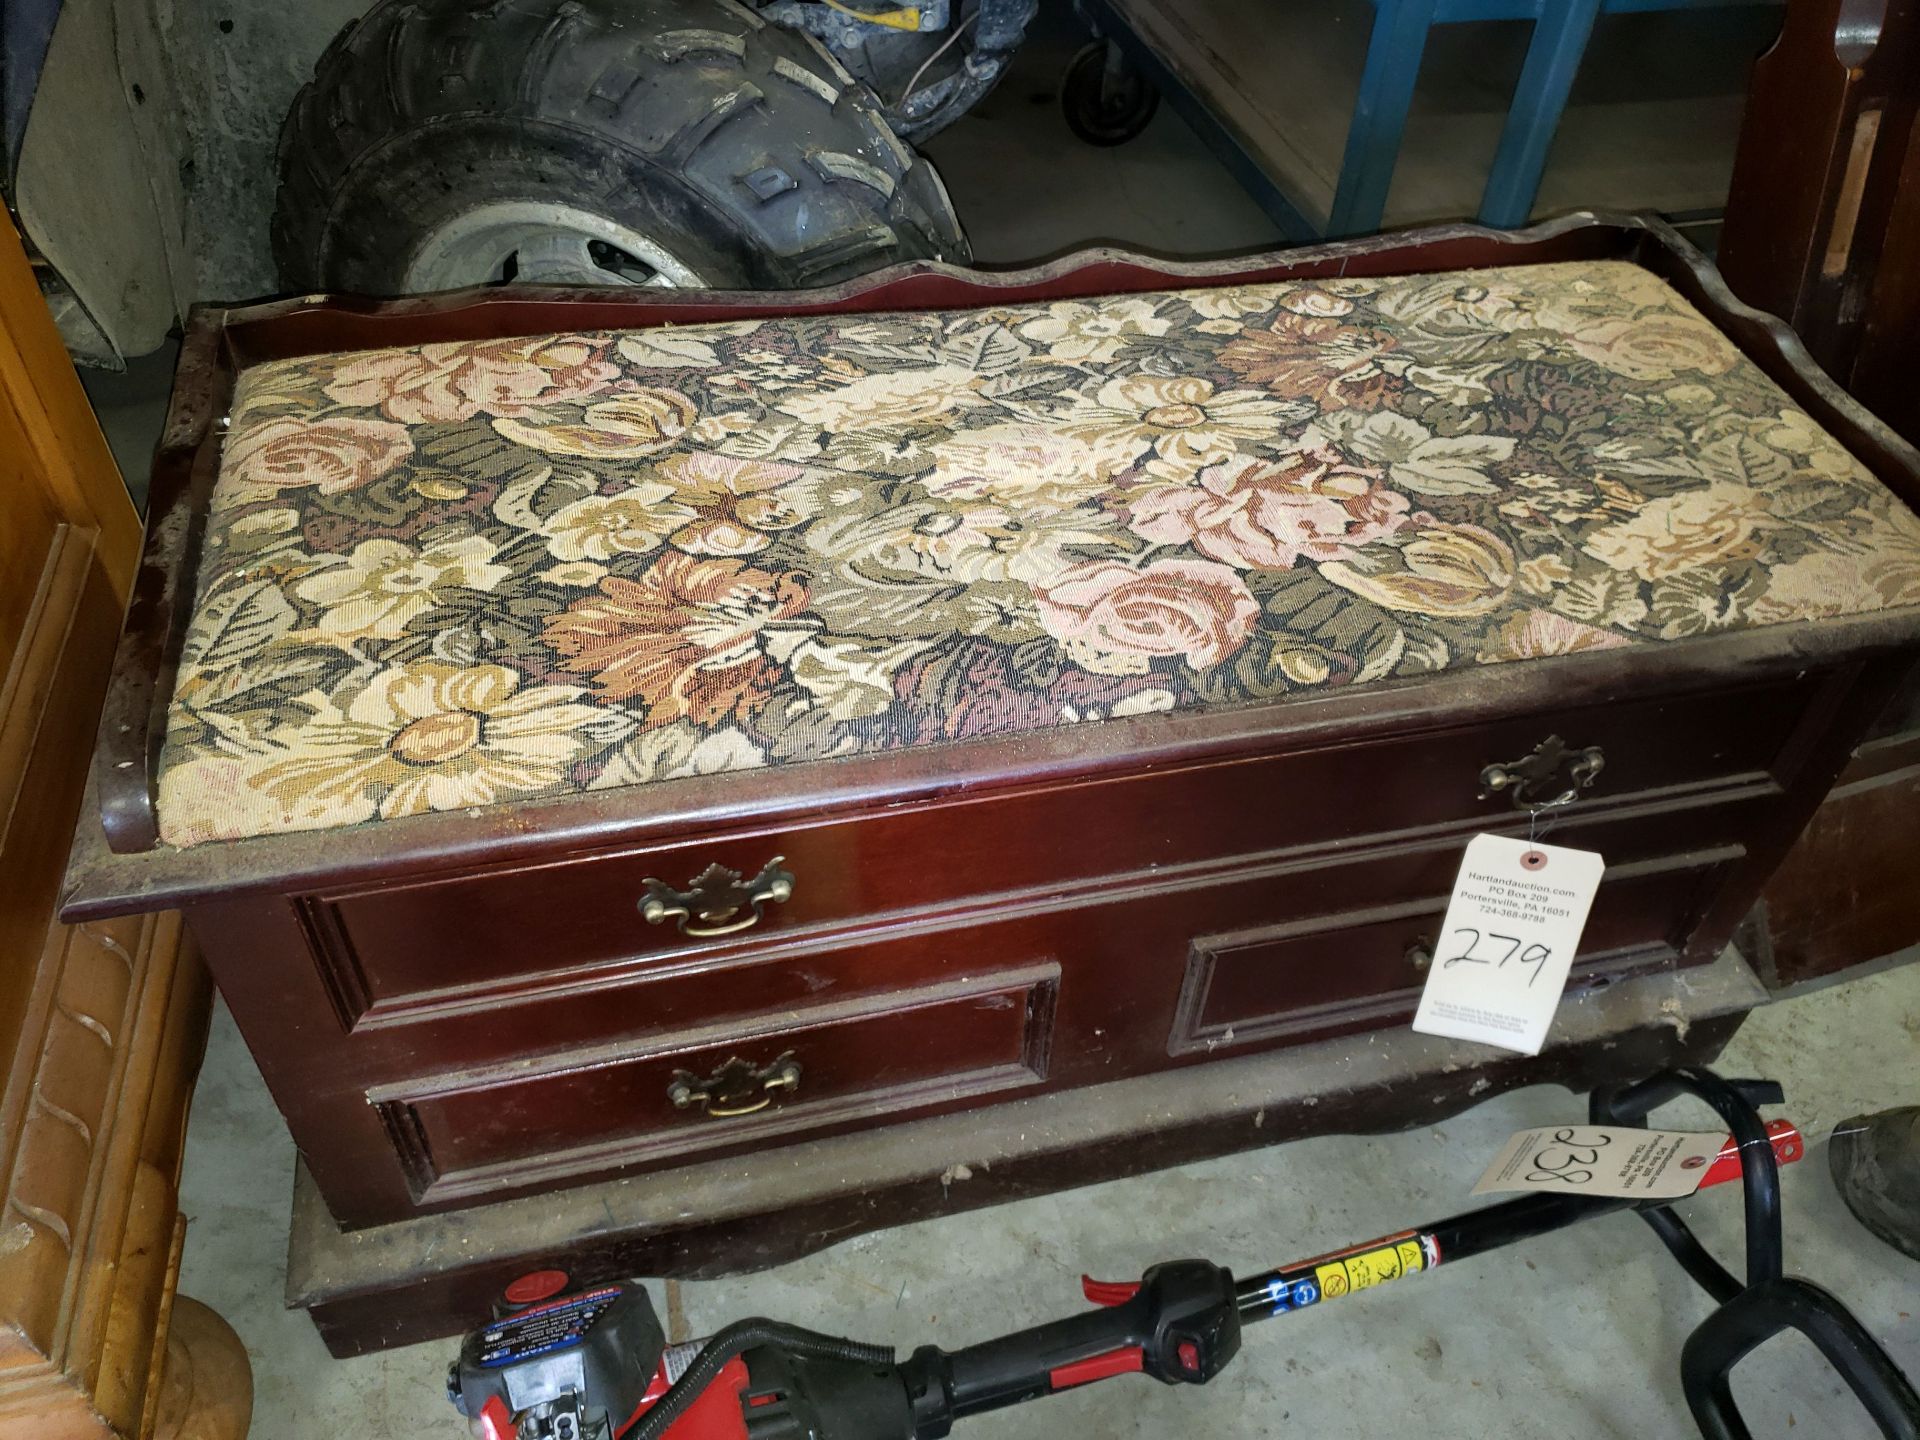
[623,1320,895,1440]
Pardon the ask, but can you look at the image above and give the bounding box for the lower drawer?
[374,963,1057,1207]
[1170,856,1726,1056]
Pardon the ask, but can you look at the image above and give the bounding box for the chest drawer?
[310,674,1824,1020]
[270,797,1753,1221]
[1170,855,1729,1056]
[374,963,1057,1208]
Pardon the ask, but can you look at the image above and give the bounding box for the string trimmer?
[447,1067,1920,1440]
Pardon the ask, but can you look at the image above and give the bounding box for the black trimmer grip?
[901,1259,1241,1436]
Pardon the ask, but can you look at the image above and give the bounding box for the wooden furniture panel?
[1173,853,1729,1055]
[0,461,62,673]
[201,785,1772,1225]
[216,785,1752,1058]
[290,948,1767,1357]
[0,211,244,1440]
[1718,0,1920,426]
[1717,0,1920,985]
[0,532,112,1059]
[1760,761,1920,988]
[1754,660,1920,985]
[338,783,1773,1047]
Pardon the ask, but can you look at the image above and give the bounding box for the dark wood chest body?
[62,217,1920,1234]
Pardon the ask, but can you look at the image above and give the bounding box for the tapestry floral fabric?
[156,260,1920,845]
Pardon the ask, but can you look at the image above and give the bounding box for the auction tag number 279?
[1411,834,1605,1056]
[1439,927,1554,986]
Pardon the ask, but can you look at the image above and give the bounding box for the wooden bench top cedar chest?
[62,215,1920,1235]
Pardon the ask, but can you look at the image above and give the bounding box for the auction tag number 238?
[1471,1124,1728,1200]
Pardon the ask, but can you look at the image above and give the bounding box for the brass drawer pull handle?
[1407,939,1433,973]
[1480,736,1605,812]
[668,1053,801,1118]
[639,857,794,938]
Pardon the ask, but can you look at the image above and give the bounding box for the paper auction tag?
[1411,834,1605,1055]
[1470,1125,1727,1200]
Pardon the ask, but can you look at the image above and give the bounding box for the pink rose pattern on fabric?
[323,336,623,424]
[1034,558,1261,670]
[154,260,1920,844]
[223,415,415,494]
[1129,448,1409,569]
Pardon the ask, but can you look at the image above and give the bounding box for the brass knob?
[1407,939,1433,973]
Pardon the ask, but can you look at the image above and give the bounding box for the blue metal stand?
[1327,0,1440,236]
[1085,0,1780,240]
[1342,0,1774,236]
[1479,0,1607,227]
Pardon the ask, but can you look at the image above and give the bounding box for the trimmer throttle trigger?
[476,1396,517,1440]
[1080,1277,1142,1307]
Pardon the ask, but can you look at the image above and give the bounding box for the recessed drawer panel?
[376,964,1056,1206]
[314,674,1825,1018]
[1170,857,1729,1057]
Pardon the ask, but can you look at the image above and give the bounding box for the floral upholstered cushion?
[156,260,1920,846]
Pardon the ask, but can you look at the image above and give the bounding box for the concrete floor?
[113,9,1919,1438]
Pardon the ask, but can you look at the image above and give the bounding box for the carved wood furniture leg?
[147,1299,253,1440]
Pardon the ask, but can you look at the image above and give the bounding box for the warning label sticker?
[1313,1238,1427,1298]
[477,1286,622,1368]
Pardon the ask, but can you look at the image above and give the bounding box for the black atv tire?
[272,0,970,294]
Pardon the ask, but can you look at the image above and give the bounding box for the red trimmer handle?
[1695,1118,1802,1190]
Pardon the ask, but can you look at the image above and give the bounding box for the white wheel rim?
[402,201,709,290]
